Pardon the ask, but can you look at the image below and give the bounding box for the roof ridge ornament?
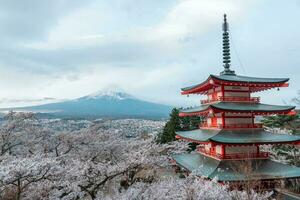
[220,14,236,76]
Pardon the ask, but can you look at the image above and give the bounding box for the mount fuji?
[4,90,172,119]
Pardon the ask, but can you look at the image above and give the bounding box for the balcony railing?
[200,123,263,129]
[201,96,260,104]
[222,123,263,129]
[198,147,210,155]
[198,147,269,160]
[222,152,269,160]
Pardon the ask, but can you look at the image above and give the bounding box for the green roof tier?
[176,129,219,142]
[179,102,295,116]
[172,153,300,181]
[176,129,300,144]
[181,74,289,95]
[212,74,289,84]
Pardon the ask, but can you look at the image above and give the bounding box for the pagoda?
[172,14,300,183]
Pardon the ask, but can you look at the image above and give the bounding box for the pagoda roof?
[179,102,295,116]
[172,153,300,181]
[211,74,289,84]
[176,129,300,144]
[181,74,289,95]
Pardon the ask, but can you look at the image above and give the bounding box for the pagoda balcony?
[222,123,263,129]
[199,123,219,129]
[201,96,260,104]
[200,122,263,129]
[198,147,269,160]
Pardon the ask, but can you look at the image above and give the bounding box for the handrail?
[200,123,263,129]
[201,96,260,104]
[198,147,269,159]
[222,152,269,159]
[222,123,263,129]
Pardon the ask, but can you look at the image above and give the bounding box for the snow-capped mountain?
[80,90,136,101]
[4,90,172,119]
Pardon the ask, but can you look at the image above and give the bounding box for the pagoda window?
[226,145,257,154]
[225,117,253,125]
[224,91,250,97]
[215,145,223,155]
[225,113,252,117]
[224,86,249,91]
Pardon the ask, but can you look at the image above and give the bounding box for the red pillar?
[251,111,254,127]
[248,86,251,100]
[211,142,216,156]
[222,112,225,128]
[221,144,225,159]
[221,85,225,100]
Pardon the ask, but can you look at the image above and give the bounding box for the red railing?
[201,96,260,104]
[199,122,220,129]
[222,123,263,129]
[221,96,260,103]
[200,123,263,129]
[198,147,210,155]
[222,152,269,160]
[198,147,269,159]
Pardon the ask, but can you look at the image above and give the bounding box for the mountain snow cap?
[83,88,136,100]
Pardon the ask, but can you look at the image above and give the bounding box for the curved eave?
[181,75,289,95]
[176,129,300,144]
[181,76,213,95]
[211,134,300,144]
[212,103,295,114]
[179,104,210,117]
[172,153,300,181]
[179,103,295,117]
[211,75,289,84]
[176,129,220,142]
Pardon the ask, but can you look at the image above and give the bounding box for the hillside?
[3,91,172,119]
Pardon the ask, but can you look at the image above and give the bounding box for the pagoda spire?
[220,14,235,75]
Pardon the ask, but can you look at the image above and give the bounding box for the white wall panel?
[225,86,249,91]
[226,146,257,154]
[225,118,252,124]
[224,92,249,97]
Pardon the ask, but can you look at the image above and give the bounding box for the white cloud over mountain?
[0,0,299,107]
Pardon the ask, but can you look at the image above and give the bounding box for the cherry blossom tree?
[0,154,58,200]
[0,112,272,200]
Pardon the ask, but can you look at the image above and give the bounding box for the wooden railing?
[201,96,260,104]
[198,147,269,159]
[220,152,269,160]
[198,147,210,155]
[222,123,263,129]
[200,123,263,129]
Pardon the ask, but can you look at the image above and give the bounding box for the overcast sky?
[0,0,300,108]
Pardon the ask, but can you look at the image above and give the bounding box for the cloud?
[0,0,91,42]
[2,0,254,74]
[1,0,298,107]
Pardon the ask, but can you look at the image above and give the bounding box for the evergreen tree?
[262,114,299,134]
[157,108,202,143]
[157,108,180,143]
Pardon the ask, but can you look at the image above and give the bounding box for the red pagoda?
[172,14,300,182]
